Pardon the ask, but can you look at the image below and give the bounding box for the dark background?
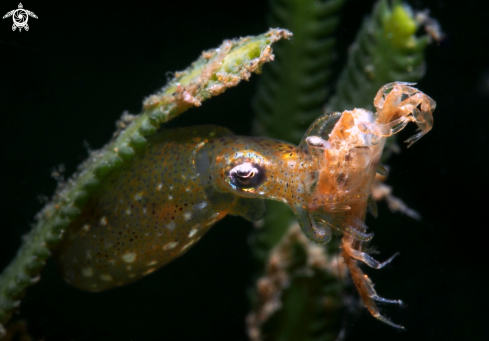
[1,0,488,340]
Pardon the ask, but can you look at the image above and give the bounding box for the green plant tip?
[6,283,24,299]
[52,217,70,233]
[118,145,135,160]
[73,191,89,207]
[61,206,81,219]
[222,40,261,72]
[33,246,51,259]
[45,232,62,246]
[15,273,32,287]
[383,4,417,48]
[149,109,165,121]
[139,120,157,136]
[109,155,123,169]
[82,178,100,193]
[130,133,148,148]
[95,161,111,179]
[25,260,45,274]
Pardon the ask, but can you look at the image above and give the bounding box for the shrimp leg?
[342,237,404,329]
[343,239,399,269]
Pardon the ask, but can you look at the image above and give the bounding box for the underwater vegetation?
[4,0,488,340]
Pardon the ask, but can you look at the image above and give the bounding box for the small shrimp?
[364,81,436,147]
[303,82,435,328]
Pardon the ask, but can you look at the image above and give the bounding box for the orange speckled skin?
[210,136,317,206]
[58,126,254,291]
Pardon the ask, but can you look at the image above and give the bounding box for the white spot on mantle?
[183,212,192,221]
[134,192,144,201]
[196,202,208,210]
[82,267,93,277]
[122,252,137,263]
[166,221,176,231]
[100,216,108,226]
[163,241,179,250]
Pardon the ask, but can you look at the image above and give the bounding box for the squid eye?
[229,163,265,190]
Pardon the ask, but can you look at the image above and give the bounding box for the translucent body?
[57,126,267,291]
[57,82,436,328]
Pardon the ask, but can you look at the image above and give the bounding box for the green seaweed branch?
[0,28,292,336]
[254,0,345,143]
[327,0,429,112]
